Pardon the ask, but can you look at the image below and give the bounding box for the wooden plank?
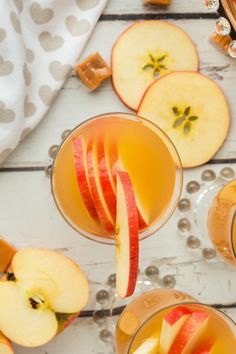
[2,19,236,168]
[103,0,209,15]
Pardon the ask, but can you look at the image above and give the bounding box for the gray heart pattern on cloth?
[49,61,72,81]
[39,32,64,52]
[0,28,6,43]
[30,3,54,25]
[39,85,59,106]
[76,0,100,10]
[0,56,14,76]
[0,101,15,123]
[10,12,21,33]
[20,127,32,141]
[13,0,23,13]
[25,48,35,63]
[24,97,36,118]
[65,17,90,37]
[23,63,31,86]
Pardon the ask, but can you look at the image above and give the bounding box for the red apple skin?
[168,311,209,354]
[192,343,213,354]
[72,137,98,220]
[96,138,117,219]
[117,171,139,298]
[58,313,79,333]
[165,306,191,326]
[87,140,115,233]
[111,21,199,112]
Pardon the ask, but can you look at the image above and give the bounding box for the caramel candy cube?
[144,0,171,5]
[76,52,111,91]
[210,32,231,54]
[0,239,16,272]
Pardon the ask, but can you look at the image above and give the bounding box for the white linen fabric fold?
[0,0,107,164]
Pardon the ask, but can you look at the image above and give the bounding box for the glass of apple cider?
[51,112,182,244]
[208,179,236,266]
[115,289,236,354]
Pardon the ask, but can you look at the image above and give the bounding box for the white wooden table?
[1,1,236,353]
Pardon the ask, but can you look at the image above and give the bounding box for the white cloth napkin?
[0,0,107,164]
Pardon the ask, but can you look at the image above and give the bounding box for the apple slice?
[168,311,209,354]
[116,171,139,298]
[0,332,13,354]
[138,71,230,167]
[159,306,191,354]
[87,139,115,232]
[112,20,198,110]
[72,136,98,219]
[133,338,159,354]
[0,248,89,347]
[192,343,214,354]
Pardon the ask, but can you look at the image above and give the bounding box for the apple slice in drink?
[0,248,89,347]
[0,332,13,354]
[159,306,191,354]
[192,343,214,354]
[116,171,139,298]
[87,139,115,232]
[133,338,159,354]
[72,136,98,220]
[168,311,209,354]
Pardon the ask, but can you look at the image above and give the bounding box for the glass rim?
[51,111,183,245]
[127,300,236,353]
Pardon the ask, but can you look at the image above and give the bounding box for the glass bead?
[178,218,191,232]
[96,289,110,305]
[205,0,219,10]
[92,309,106,325]
[201,169,216,182]
[216,17,231,36]
[44,165,52,177]
[228,41,236,58]
[202,248,217,260]
[61,129,71,140]
[187,236,201,249]
[107,273,116,288]
[186,181,200,194]
[48,145,59,158]
[220,167,235,179]
[99,329,113,343]
[145,265,159,280]
[162,275,176,289]
[178,198,191,212]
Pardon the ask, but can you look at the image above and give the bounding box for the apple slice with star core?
[0,332,13,354]
[0,248,89,347]
[133,338,159,354]
[72,136,98,219]
[116,171,139,298]
[159,306,191,354]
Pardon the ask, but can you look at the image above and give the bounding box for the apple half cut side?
[159,306,191,354]
[72,136,98,220]
[168,311,209,354]
[112,20,198,110]
[87,139,115,232]
[138,71,230,168]
[133,338,159,354]
[0,248,89,347]
[192,343,214,354]
[0,332,14,354]
[116,171,139,298]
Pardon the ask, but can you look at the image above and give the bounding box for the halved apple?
[133,338,159,354]
[116,171,139,298]
[168,311,209,354]
[112,21,198,110]
[159,306,191,354]
[192,343,214,354]
[87,139,115,232]
[0,332,13,354]
[72,136,98,219]
[0,248,89,347]
[138,71,230,167]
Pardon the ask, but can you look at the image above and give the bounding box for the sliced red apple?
[112,20,198,110]
[168,311,209,354]
[0,248,89,347]
[72,136,98,219]
[0,332,13,354]
[192,343,214,354]
[87,139,115,232]
[133,338,159,354]
[159,306,191,354]
[116,171,139,298]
